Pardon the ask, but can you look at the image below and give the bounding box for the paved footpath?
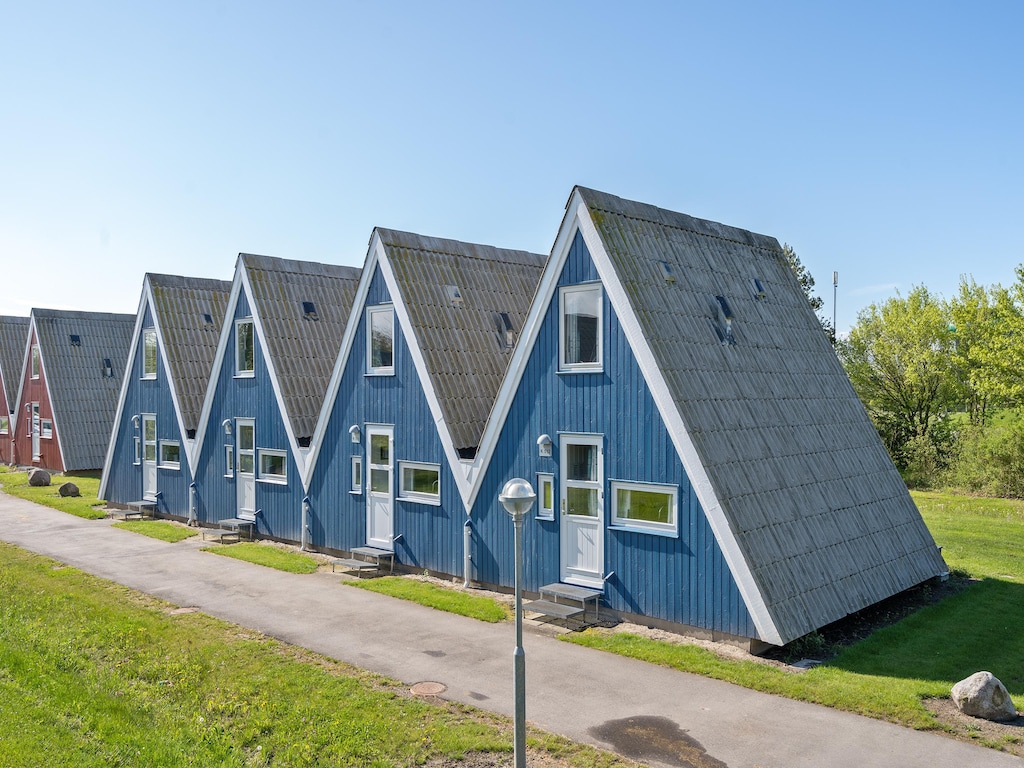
[1,494,1020,768]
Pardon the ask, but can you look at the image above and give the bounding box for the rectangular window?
[398,461,440,504]
[142,328,157,379]
[235,318,255,376]
[41,419,53,439]
[31,345,41,379]
[159,440,181,469]
[537,473,555,520]
[133,436,141,465]
[351,455,363,493]
[225,445,234,476]
[0,415,8,434]
[559,284,602,371]
[610,480,678,536]
[258,449,287,482]
[366,306,394,375]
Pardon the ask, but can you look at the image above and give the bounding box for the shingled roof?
[240,254,362,443]
[31,309,135,471]
[573,186,946,644]
[148,274,232,436]
[0,315,29,409]
[378,228,547,457]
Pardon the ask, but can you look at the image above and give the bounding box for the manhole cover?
[411,681,447,697]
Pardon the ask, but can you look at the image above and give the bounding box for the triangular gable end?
[16,316,67,472]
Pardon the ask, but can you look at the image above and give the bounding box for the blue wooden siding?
[307,266,464,574]
[104,304,192,516]
[470,230,756,638]
[193,291,305,539]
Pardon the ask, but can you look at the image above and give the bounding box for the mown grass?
[0,468,106,519]
[567,490,1024,736]
[202,542,320,574]
[346,577,511,623]
[0,543,633,768]
[112,520,198,543]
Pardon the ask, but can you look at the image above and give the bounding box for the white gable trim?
[20,316,68,473]
[573,199,782,646]
[147,282,195,475]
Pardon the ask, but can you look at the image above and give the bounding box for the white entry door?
[560,434,604,587]
[236,418,256,521]
[30,403,40,460]
[142,414,157,500]
[366,425,394,550]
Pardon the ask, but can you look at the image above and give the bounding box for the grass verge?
[346,576,511,623]
[112,520,198,543]
[0,542,631,768]
[202,542,320,574]
[0,468,106,520]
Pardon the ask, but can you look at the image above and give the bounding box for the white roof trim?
[19,315,67,472]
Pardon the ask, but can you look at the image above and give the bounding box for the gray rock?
[952,671,1017,721]
[58,482,80,497]
[27,468,51,487]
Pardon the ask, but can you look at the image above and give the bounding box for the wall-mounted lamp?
[131,414,140,429]
[349,424,361,444]
[221,418,233,437]
[537,434,552,458]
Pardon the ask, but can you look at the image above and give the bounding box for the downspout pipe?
[187,482,197,527]
[301,496,311,552]
[463,517,473,588]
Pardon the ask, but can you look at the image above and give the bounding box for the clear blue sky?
[2,1,1021,334]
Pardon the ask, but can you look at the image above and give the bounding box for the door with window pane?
[366,425,394,549]
[142,414,157,500]
[560,435,604,587]
[236,419,256,520]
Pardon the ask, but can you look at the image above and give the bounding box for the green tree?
[970,265,1024,405]
[838,286,958,469]
[947,276,997,424]
[782,243,835,344]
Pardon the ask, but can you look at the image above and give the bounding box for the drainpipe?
[301,496,311,551]
[463,517,473,588]
[187,483,197,527]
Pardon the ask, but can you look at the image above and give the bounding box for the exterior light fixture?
[221,418,232,437]
[349,424,361,444]
[536,434,552,458]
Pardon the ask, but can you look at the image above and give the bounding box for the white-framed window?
[610,480,678,536]
[143,415,157,463]
[536,472,555,520]
[351,455,363,494]
[235,318,255,377]
[31,345,41,379]
[398,461,440,504]
[258,448,287,483]
[225,445,234,477]
[41,419,53,439]
[142,328,157,379]
[133,436,141,465]
[366,306,394,375]
[159,440,181,469]
[559,283,602,371]
[0,415,8,434]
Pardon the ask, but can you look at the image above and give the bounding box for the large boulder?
[58,482,80,497]
[27,468,51,487]
[952,671,1017,721]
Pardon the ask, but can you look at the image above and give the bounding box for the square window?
[142,328,157,379]
[559,284,602,371]
[351,455,363,493]
[41,419,53,439]
[236,319,255,376]
[367,306,394,374]
[258,449,287,482]
[610,480,678,536]
[159,441,181,469]
[536,473,554,520]
[0,415,8,434]
[398,461,440,504]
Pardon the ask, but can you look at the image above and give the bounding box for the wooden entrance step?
[332,546,395,575]
[525,583,603,624]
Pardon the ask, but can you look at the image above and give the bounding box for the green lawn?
[346,577,511,623]
[112,520,198,543]
[0,543,630,768]
[0,468,107,520]
[203,542,320,574]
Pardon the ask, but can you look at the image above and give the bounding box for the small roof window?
[302,301,319,321]
[445,285,463,307]
[102,358,113,377]
[658,261,676,284]
[494,312,515,351]
[202,312,215,326]
[69,334,82,346]
[750,278,767,300]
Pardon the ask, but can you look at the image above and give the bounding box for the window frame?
[224,444,234,477]
[235,318,255,378]
[558,283,603,372]
[142,328,158,380]
[0,415,8,434]
[31,344,41,379]
[159,440,181,470]
[366,305,395,376]
[350,455,363,494]
[133,436,141,465]
[397,460,440,505]
[609,479,679,537]
[257,448,288,484]
[41,419,53,439]
[536,472,555,521]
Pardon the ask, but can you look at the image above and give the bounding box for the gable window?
[31,345,41,379]
[610,480,678,536]
[236,318,255,377]
[366,306,394,375]
[536,473,555,521]
[351,455,363,494]
[41,419,53,439]
[159,440,181,469]
[398,461,440,504]
[258,448,287,483]
[142,328,157,379]
[560,284,602,371]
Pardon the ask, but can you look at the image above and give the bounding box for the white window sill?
[257,476,288,485]
[556,367,603,375]
[364,370,394,377]
[159,465,181,472]
[349,489,363,495]
[609,523,678,538]
[397,496,441,507]
[234,372,255,379]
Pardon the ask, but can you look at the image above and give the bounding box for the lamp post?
[499,477,536,768]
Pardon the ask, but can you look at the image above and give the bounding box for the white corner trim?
[575,209,783,646]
